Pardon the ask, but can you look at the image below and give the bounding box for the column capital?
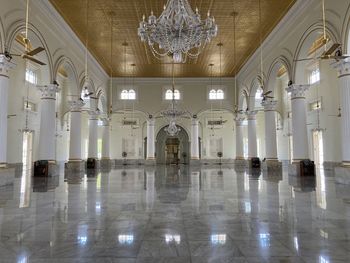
[234,116,245,126]
[285,84,310,99]
[262,100,277,111]
[88,110,100,120]
[147,118,155,126]
[331,58,350,78]
[192,118,199,125]
[246,111,258,120]
[0,55,16,77]
[68,99,85,112]
[100,118,110,126]
[37,84,60,99]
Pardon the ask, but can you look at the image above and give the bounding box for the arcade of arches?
[1,0,350,262]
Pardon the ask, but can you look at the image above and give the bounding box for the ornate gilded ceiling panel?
[49,0,295,77]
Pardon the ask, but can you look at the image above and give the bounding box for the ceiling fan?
[0,0,46,65]
[294,0,349,63]
[261,90,274,102]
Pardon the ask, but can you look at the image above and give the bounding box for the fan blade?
[22,55,46,65]
[263,90,272,96]
[266,96,274,99]
[323,43,341,57]
[26,47,45,56]
[294,58,315,62]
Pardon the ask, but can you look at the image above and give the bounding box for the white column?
[235,117,245,159]
[262,100,278,160]
[286,84,310,161]
[332,59,350,166]
[0,55,15,167]
[246,111,258,158]
[88,111,99,159]
[191,118,200,160]
[146,118,155,160]
[101,119,110,160]
[38,83,60,161]
[68,100,85,161]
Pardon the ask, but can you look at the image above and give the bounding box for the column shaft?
[146,119,155,160]
[88,115,99,159]
[333,60,350,165]
[68,100,84,161]
[286,84,310,161]
[235,118,245,159]
[0,56,15,166]
[38,84,59,161]
[247,112,258,158]
[191,119,200,159]
[263,100,278,160]
[101,123,110,159]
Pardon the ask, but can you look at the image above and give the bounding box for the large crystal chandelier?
[138,0,218,63]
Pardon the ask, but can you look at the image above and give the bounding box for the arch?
[0,16,4,53]
[155,124,190,164]
[248,76,264,111]
[292,21,340,82]
[342,2,350,54]
[266,56,292,94]
[79,74,95,93]
[96,87,108,114]
[6,20,54,82]
[53,55,79,94]
[238,88,249,112]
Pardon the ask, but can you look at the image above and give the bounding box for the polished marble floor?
[0,165,350,262]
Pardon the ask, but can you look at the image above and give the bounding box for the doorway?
[313,130,324,166]
[165,138,180,165]
[22,131,33,170]
[155,125,189,164]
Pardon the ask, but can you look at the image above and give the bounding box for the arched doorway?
[156,125,190,165]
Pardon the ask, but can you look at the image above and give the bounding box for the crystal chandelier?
[161,64,186,136]
[138,0,218,63]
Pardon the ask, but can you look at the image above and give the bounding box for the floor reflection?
[0,165,349,262]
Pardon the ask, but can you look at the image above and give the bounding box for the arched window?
[165,89,180,100]
[121,90,128,100]
[121,89,136,100]
[216,89,224,100]
[209,89,217,100]
[209,89,224,100]
[128,89,136,100]
[309,68,320,85]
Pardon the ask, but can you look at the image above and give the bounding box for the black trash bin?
[251,157,261,168]
[87,158,96,169]
[34,160,49,177]
[300,159,315,177]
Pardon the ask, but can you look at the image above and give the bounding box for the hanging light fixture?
[138,0,218,63]
[161,63,186,136]
[82,0,92,98]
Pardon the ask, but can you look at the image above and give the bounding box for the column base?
[262,160,282,173]
[334,165,350,185]
[190,159,201,166]
[288,160,315,177]
[34,161,58,177]
[100,159,112,171]
[65,160,85,174]
[234,159,249,170]
[86,158,100,170]
[0,167,15,187]
[145,159,156,166]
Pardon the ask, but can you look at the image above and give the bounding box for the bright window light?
[121,89,136,100]
[209,89,224,100]
[165,89,180,100]
[25,69,37,85]
[309,68,320,85]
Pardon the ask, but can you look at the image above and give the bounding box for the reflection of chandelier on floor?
[161,64,186,136]
[138,0,218,63]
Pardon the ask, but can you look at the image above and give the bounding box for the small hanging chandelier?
[138,0,218,63]
[161,64,186,136]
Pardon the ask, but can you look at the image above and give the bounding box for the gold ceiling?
[49,0,296,77]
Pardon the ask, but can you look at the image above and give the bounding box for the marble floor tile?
[0,165,349,262]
